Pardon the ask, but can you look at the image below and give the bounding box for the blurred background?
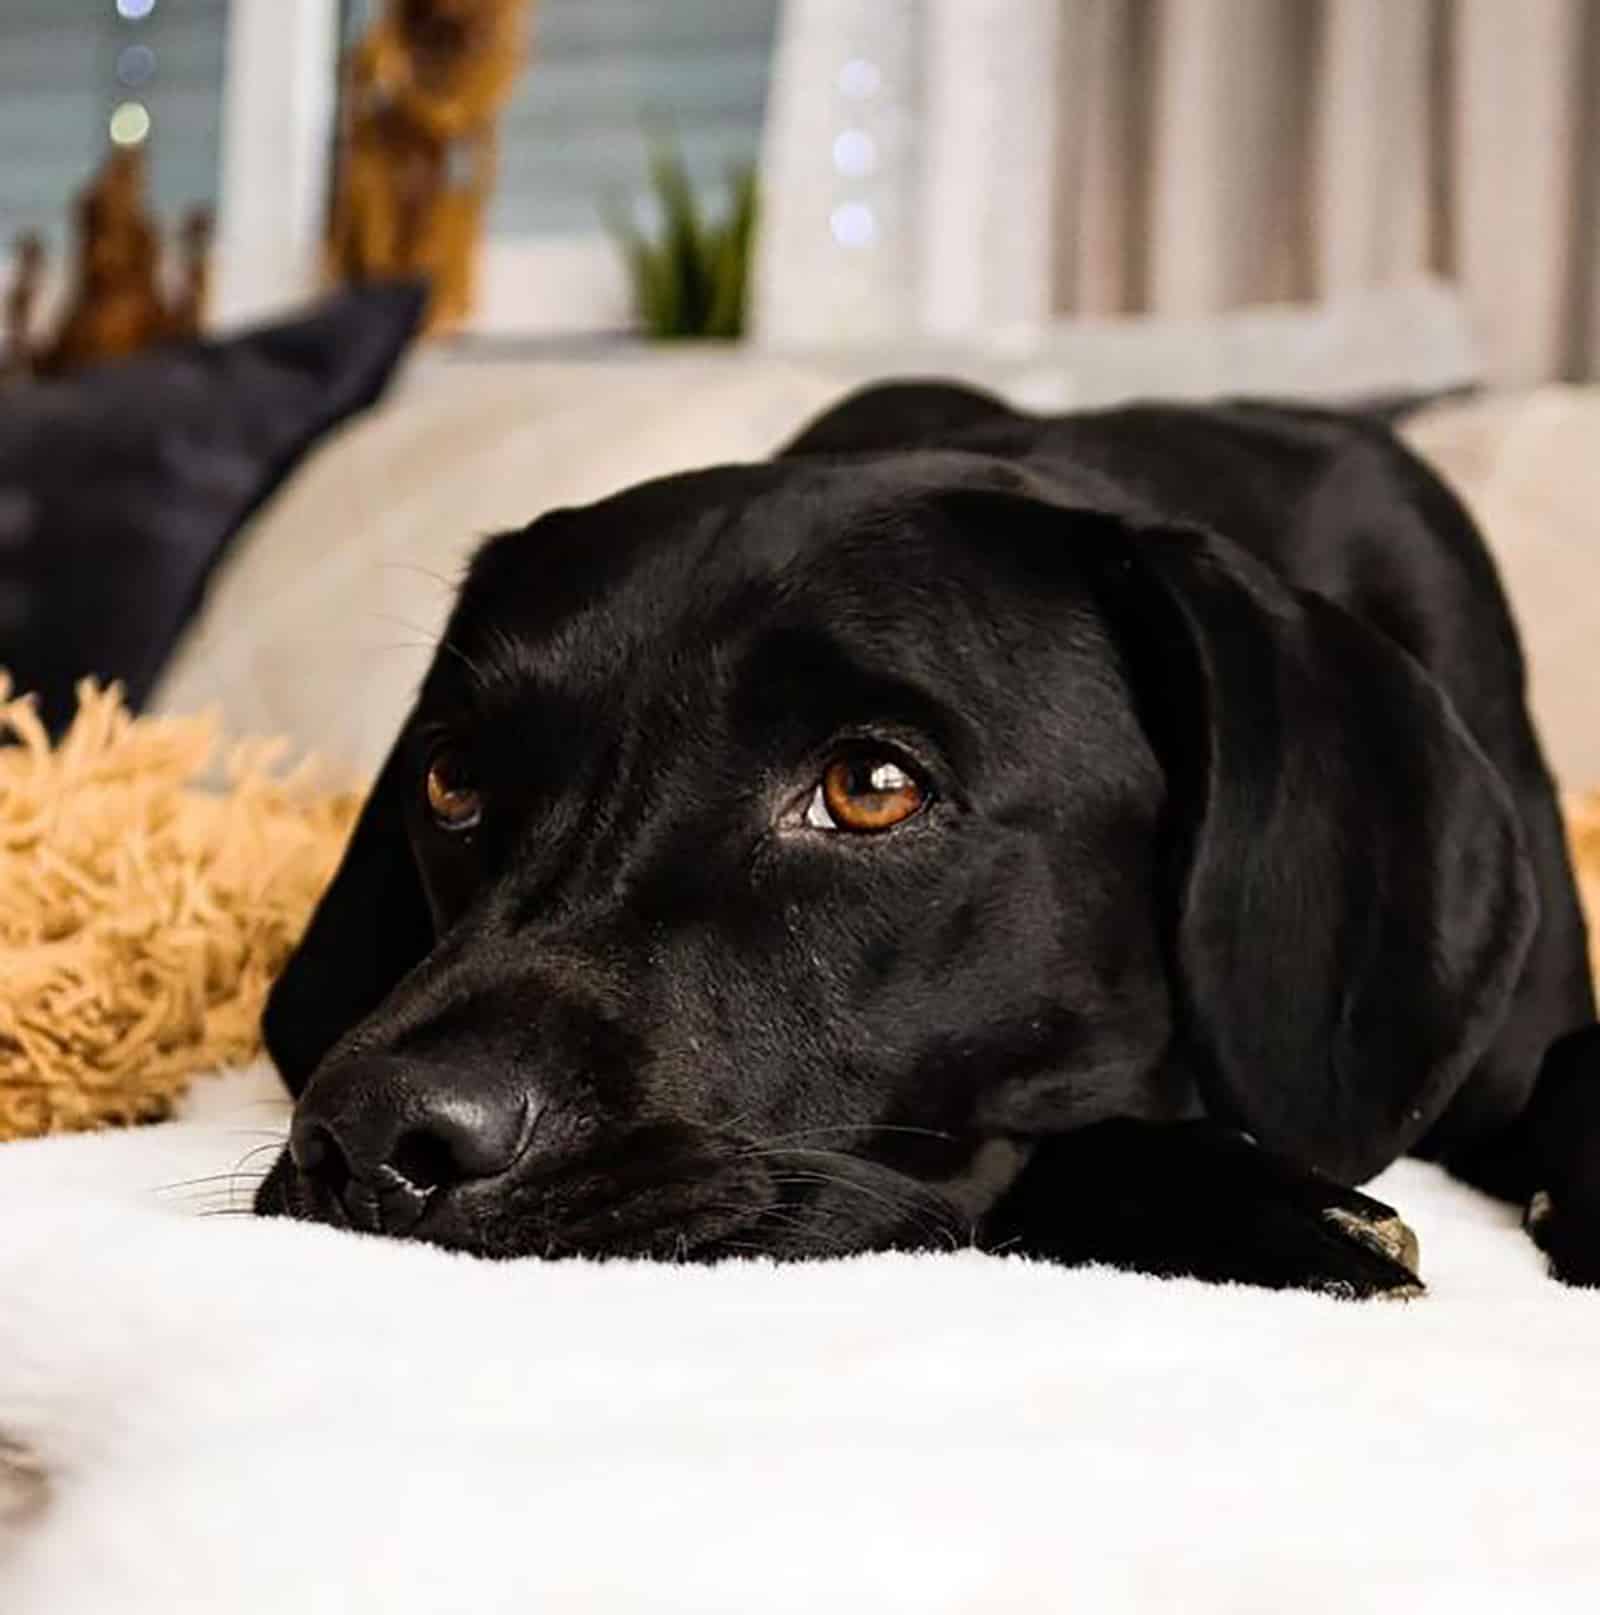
[1,0,1598,781]
[3,0,1596,377]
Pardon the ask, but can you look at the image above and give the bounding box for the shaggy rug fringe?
[0,680,362,1141]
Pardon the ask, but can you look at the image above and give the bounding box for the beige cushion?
[157,361,1598,786]
[157,287,1484,765]
[1403,389,1600,786]
[155,355,844,771]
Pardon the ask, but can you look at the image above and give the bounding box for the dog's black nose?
[290,1058,532,1231]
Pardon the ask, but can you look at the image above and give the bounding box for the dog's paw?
[1203,1148,1425,1299]
[1319,1201,1423,1299]
[1526,1190,1600,1288]
[1162,1186,1425,1299]
[1232,1186,1423,1301]
[984,1123,1427,1297]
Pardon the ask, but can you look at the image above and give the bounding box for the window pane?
[0,0,228,255]
[341,0,780,239]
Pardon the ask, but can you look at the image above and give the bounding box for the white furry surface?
[2,1065,1599,1614]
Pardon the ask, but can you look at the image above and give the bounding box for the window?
[338,0,780,333]
[342,0,781,332]
[0,0,228,257]
[1,0,779,336]
[340,0,779,237]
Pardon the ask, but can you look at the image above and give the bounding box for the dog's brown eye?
[425,748,481,832]
[807,755,927,833]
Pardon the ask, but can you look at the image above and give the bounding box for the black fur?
[255,382,1600,1292]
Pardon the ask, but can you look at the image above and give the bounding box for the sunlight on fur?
[0,678,363,1141]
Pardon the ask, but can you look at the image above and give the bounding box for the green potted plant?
[609,142,758,341]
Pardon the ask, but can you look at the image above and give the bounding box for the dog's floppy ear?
[1083,518,1538,1182]
[262,733,433,1096]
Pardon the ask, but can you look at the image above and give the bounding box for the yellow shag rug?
[0,680,1596,1146]
[0,679,364,1142]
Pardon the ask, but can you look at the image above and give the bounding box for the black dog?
[256,382,1600,1295]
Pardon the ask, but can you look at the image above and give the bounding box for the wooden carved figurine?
[8,148,214,379]
[328,0,531,331]
[2,234,44,378]
[39,147,169,376]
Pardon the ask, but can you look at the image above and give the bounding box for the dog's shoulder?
[779,383,1528,773]
[781,385,1431,533]
[778,379,1023,460]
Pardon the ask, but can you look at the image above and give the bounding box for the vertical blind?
[491,0,780,236]
[336,0,783,237]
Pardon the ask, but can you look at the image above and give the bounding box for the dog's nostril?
[291,1118,332,1174]
[289,1061,533,1218]
[389,1128,457,1194]
[291,1119,351,1197]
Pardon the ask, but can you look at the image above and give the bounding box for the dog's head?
[255,451,1532,1258]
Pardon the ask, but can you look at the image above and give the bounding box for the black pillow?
[0,281,426,734]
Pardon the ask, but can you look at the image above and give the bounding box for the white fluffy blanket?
[3,1066,1600,1612]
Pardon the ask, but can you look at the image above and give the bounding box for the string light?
[110,2,156,149]
[832,63,881,254]
[837,59,880,99]
[108,100,151,147]
[829,202,876,249]
[117,44,156,86]
[831,130,876,178]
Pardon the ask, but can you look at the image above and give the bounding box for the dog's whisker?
[698,1198,815,1248]
[770,1168,945,1225]
[770,1156,970,1252]
[174,1198,262,1219]
[780,1207,851,1260]
[731,1123,957,1153]
[160,1183,272,1210]
[155,1137,286,1214]
[376,561,459,594]
[154,1171,272,1194]
[366,610,439,640]
[366,612,491,690]
[232,1140,288,1163]
[762,1156,962,1227]
[368,637,436,655]
[410,626,490,689]
[739,1144,960,1209]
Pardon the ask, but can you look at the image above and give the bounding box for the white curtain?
[755,0,1600,385]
